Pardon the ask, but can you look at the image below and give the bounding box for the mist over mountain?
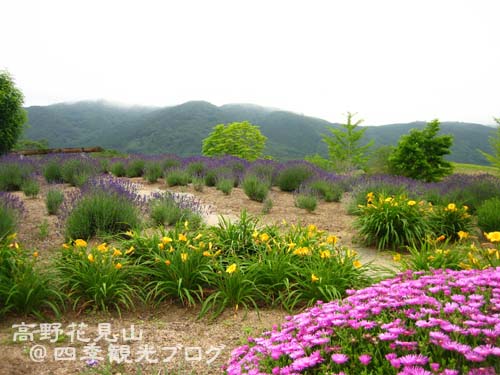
[23,100,495,165]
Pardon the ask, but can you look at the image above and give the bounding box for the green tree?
[202,121,267,161]
[0,71,27,155]
[478,117,500,172]
[388,119,453,182]
[322,112,373,172]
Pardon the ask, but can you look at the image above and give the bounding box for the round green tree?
[0,71,27,155]
[388,119,453,182]
[202,121,267,161]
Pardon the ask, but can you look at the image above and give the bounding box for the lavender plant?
[0,192,23,241]
[63,176,144,240]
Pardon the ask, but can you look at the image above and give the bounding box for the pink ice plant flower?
[225,268,500,374]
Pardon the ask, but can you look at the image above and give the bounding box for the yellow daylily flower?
[113,248,122,257]
[87,253,94,262]
[311,273,319,283]
[226,263,237,274]
[320,250,331,259]
[165,259,171,266]
[436,235,446,242]
[457,231,469,240]
[9,242,19,250]
[194,233,203,241]
[446,203,457,211]
[162,236,173,244]
[485,231,500,243]
[293,247,311,256]
[115,263,122,270]
[158,243,165,250]
[326,235,337,245]
[393,253,401,262]
[125,246,134,255]
[178,233,188,242]
[260,233,270,242]
[62,243,70,249]
[74,239,87,247]
[202,251,212,257]
[353,260,362,268]
[97,243,108,252]
[407,200,417,206]
[33,251,39,258]
[180,253,188,262]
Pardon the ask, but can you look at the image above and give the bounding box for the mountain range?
[22,100,495,165]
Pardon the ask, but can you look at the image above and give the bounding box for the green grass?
[452,162,498,175]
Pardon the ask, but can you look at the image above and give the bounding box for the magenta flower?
[331,353,349,364]
[398,354,429,366]
[358,354,372,365]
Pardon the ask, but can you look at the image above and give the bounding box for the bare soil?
[0,177,394,375]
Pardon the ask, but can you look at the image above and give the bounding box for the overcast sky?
[1,0,499,125]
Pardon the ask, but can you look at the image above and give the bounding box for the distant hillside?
[22,100,495,165]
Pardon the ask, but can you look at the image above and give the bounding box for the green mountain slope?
[23,101,495,164]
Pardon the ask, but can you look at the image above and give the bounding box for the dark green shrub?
[125,159,145,178]
[388,119,453,182]
[250,164,275,185]
[295,195,318,212]
[309,180,343,202]
[65,191,140,240]
[429,203,473,241]
[186,162,206,177]
[0,205,16,241]
[0,163,31,191]
[477,197,500,232]
[97,158,110,173]
[61,159,94,187]
[242,175,269,202]
[46,189,64,215]
[262,198,273,214]
[0,243,63,318]
[165,170,190,187]
[216,178,233,195]
[150,195,202,228]
[348,182,409,215]
[144,162,163,183]
[54,242,139,315]
[43,160,63,183]
[277,165,312,192]
[192,177,204,192]
[204,169,218,186]
[162,158,181,170]
[21,179,40,198]
[354,193,430,250]
[110,162,126,177]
